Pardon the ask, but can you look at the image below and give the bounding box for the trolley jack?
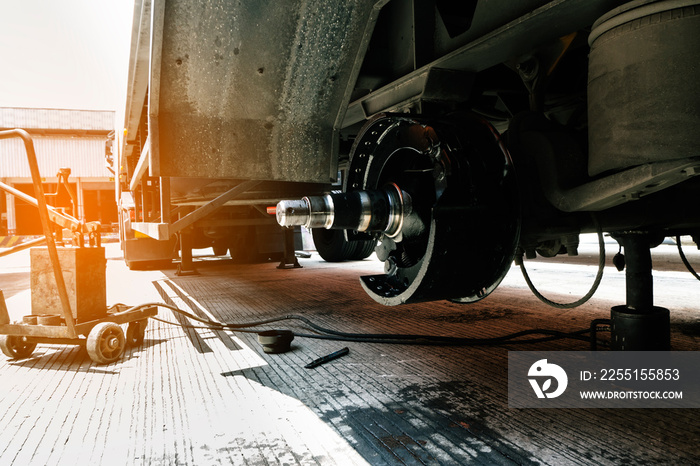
[0,129,157,365]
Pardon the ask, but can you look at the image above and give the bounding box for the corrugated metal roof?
[0,107,114,132]
[0,135,111,178]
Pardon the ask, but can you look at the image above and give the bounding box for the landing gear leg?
[278,227,301,269]
[177,229,198,276]
[611,233,670,350]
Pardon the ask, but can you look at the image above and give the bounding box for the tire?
[312,228,373,262]
[350,239,377,260]
[86,322,125,365]
[126,320,147,347]
[228,226,256,263]
[212,244,228,256]
[0,335,37,359]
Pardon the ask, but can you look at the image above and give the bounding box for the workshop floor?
[0,241,699,465]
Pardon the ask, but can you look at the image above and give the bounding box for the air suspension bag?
[587,0,700,176]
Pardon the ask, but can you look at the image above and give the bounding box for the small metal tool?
[304,347,349,369]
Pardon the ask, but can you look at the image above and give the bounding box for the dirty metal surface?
[30,246,106,321]
[0,242,699,464]
[156,0,383,183]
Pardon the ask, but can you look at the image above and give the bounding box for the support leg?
[177,229,198,276]
[611,233,670,350]
[621,234,653,311]
[277,227,301,269]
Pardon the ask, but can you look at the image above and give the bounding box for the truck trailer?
[119,0,700,347]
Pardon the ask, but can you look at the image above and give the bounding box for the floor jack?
[0,129,157,365]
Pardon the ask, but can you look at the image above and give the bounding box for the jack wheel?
[126,320,147,347]
[0,335,37,359]
[87,322,125,365]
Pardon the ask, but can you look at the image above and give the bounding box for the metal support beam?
[133,180,263,240]
[0,180,80,230]
[343,0,623,128]
[160,175,171,222]
[147,0,165,176]
[129,136,150,192]
[169,180,262,235]
[124,0,152,159]
[0,236,47,258]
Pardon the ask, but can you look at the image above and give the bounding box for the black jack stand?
[277,227,302,269]
[176,229,198,276]
[611,233,670,350]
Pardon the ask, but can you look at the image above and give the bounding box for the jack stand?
[176,230,198,276]
[610,233,670,350]
[277,227,301,269]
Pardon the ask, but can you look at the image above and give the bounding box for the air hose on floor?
[111,302,609,350]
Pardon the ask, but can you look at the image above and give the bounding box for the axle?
[276,183,411,238]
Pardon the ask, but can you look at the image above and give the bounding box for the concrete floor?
[0,239,699,465]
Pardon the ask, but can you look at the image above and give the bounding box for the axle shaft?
[276,184,410,237]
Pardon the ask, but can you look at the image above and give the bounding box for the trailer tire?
[351,239,377,260]
[212,244,228,256]
[228,226,256,263]
[312,228,374,262]
[87,322,125,365]
[0,335,37,359]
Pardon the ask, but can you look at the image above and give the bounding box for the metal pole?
[0,236,47,258]
[0,179,80,229]
[159,176,170,223]
[620,233,654,311]
[5,190,16,234]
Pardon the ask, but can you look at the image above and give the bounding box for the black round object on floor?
[257,329,294,354]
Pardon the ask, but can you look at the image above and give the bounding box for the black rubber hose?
[676,235,700,281]
[136,302,599,347]
[519,216,605,309]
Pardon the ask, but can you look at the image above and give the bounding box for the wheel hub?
[276,114,521,305]
[106,336,120,351]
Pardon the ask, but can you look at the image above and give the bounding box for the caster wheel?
[126,320,147,347]
[0,335,37,359]
[86,322,125,365]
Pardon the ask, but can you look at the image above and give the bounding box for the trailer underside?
[119,0,700,348]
